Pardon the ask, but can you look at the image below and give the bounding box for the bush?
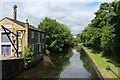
[22,46,33,68]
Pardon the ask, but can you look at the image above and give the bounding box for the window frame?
[1,45,11,56]
[1,32,11,43]
[31,31,34,38]
[0,31,12,56]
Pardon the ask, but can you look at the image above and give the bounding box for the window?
[31,44,34,51]
[1,45,11,56]
[18,31,22,38]
[38,43,41,53]
[42,33,44,39]
[37,32,40,42]
[31,31,34,38]
[18,45,22,52]
[42,43,44,48]
[1,33,10,43]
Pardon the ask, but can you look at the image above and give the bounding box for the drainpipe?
[16,31,19,57]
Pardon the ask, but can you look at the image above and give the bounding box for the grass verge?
[79,44,120,79]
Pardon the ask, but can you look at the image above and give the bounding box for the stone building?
[0,5,45,57]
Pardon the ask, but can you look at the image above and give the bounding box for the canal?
[14,49,99,79]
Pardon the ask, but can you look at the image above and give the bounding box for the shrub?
[22,46,33,68]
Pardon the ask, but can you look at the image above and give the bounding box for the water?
[60,49,90,78]
[14,49,99,79]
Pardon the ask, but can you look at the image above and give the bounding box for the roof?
[1,17,42,32]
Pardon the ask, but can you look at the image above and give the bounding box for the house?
[0,5,45,57]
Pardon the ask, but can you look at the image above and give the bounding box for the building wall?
[28,29,45,55]
[41,32,46,51]
[0,18,45,56]
[0,18,27,57]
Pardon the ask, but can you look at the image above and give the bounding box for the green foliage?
[78,1,120,62]
[38,17,73,53]
[22,46,33,68]
[45,49,50,55]
[101,25,115,55]
[74,36,81,45]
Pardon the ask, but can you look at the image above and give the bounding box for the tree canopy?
[38,17,73,53]
[77,1,120,62]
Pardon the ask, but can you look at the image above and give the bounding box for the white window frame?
[0,31,12,56]
[31,31,34,38]
[18,31,22,38]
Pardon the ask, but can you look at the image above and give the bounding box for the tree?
[38,17,73,53]
[78,1,120,62]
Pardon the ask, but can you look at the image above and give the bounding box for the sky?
[0,0,115,35]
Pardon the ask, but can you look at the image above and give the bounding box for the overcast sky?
[0,0,114,35]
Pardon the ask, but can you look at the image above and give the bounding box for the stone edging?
[81,46,104,80]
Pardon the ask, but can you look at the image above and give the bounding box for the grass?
[79,44,120,79]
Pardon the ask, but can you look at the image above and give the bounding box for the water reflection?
[15,49,73,78]
[80,50,100,79]
[14,48,99,79]
[60,49,91,78]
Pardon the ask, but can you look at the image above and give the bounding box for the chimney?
[26,19,28,23]
[13,5,17,20]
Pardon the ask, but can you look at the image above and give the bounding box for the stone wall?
[0,58,24,79]
[81,46,104,80]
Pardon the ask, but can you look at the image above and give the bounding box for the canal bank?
[80,46,104,79]
[80,45,120,79]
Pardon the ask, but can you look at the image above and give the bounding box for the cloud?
[0,1,2,19]
[20,2,101,35]
[99,0,115,2]
[0,0,114,35]
[1,0,114,2]
[1,0,97,2]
